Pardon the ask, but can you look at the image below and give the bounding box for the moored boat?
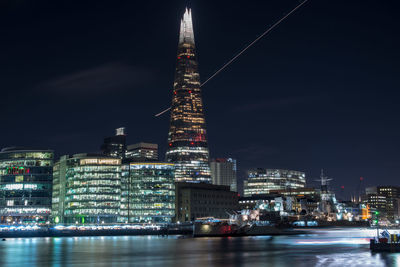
[370,231,400,252]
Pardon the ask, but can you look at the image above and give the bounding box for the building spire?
[179,8,195,45]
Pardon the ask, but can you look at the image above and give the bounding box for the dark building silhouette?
[101,127,126,158]
[175,182,239,222]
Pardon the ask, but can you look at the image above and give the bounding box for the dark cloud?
[36,62,153,96]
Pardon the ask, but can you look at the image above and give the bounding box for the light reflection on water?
[315,252,385,267]
[0,228,398,266]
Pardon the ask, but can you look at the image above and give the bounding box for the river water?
[0,228,399,266]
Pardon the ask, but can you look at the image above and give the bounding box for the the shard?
[166,8,211,183]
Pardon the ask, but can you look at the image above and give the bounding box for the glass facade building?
[52,156,67,224]
[364,186,400,221]
[165,8,211,183]
[210,158,238,192]
[125,142,158,162]
[52,154,121,224]
[0,148,53,224]
[120,163,175,223]
[244,169,306,197]
[101,127,127,158]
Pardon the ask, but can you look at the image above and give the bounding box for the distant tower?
[165,8,211,183]
[101,127,126,158]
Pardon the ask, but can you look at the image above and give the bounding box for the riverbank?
[0,221,374,238]
[0,228,194,238]
[0,228,390,266]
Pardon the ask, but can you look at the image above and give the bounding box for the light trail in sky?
[155,0,309,117]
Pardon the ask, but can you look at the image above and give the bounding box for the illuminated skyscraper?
[166,8,211,183]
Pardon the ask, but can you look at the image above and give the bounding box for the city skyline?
[0,0,399,197]
[0,3,400,265]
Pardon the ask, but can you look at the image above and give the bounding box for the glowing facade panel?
[119,163,175,223]
[126,142,158,162]
[166,8,211,183]
[244,169,306,197]
[52,154,121,224]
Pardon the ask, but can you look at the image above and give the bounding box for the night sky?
[1,0,399,197]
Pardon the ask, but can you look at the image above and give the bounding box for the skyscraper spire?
[166,8,211,183]
[179,8,195,45]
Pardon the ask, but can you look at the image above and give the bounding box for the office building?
[52,154,121,224]
[175,182,239,222]
[125,142,158,162]
[244,169,306,197]
[365,186,400,221]
[210,158,237,192]
[101,127,126,158]
[0,147,53,224]
[120,162,175,223]
[366,194,387,212]
[377,186,400,220]
[165,8,211,183]
[52,156,67,224]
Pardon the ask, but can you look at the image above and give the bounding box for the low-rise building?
[239,194,278,210]
[239,188,320,214]
[175,182,239,222]
[244,169,306,197]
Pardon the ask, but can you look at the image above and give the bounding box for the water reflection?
[315,252,385,267]
[0,228,398,266]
